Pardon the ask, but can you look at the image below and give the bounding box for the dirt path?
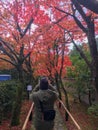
[54,105,67,130]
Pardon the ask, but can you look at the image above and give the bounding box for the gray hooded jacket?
[30,84,58,130]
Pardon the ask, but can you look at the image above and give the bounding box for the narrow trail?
[54,105,67,130]
[30,104,67,130]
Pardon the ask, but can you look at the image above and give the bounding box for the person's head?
[39,77,49,90]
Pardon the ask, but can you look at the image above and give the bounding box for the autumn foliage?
[0,0,98,129]
[0,0,98,91]
[0,0,73,78]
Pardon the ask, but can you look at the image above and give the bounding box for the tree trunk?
[88,90,92,106]
[72,2,98,95]
[78,93,81,103]
[59,77,70,121]
[87,18,98,94]
[94,73,98,94]
[55,74,62,108]
[76,0,98,14]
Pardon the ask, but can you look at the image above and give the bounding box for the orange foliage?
[31,24,72,77]
[0,54,14,70]
[33,53,72,78]
[2,0,97,76]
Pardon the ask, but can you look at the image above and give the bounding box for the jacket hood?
[38,89,53,102]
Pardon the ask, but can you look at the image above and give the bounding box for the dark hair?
[40,77,49,90]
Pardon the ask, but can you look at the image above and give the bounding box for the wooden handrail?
[22,100,81,130]
[59,99,82,130]
[22,103,34,130]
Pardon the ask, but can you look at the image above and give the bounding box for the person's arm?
[49,84,59,99]
[32,84,39,92]
[30,84,39,101]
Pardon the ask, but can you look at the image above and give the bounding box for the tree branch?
[71,0,89,23]
[55,6,73,16]
[71,37,92,69]
[76,0,98,14]
[22,18,34,38]
[57,24,92,70]
[0,38,18,61]
[0,57,16,66]
[16,18,34,38]
[53,15,67,24]
[23,52,31,61]
[73,15,87,33]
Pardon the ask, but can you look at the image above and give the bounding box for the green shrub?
[0,80,17,124]
[88,103,98,116]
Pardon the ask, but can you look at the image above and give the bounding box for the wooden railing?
[22,100,81,130]
[22,103,34,130]
[59,99,82,130]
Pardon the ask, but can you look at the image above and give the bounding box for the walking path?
[54,105,67,130]
[30,105,67,130]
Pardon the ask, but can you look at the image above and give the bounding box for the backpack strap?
[39,100,44,112]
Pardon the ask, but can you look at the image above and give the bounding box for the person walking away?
[30,77,58,130]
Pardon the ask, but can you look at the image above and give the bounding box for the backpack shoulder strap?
[39,100,44,112]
